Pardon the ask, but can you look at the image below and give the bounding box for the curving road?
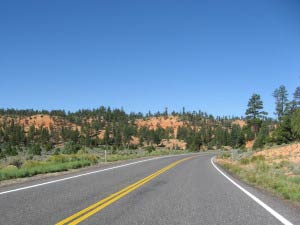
[0,152,299,225]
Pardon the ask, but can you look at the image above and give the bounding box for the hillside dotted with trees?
[0,85,299,159]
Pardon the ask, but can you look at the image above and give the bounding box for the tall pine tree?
[245,93,267,134]
[291,86,300,110]
[273,85,289,120]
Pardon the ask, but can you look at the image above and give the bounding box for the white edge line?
[211,156,293,225]
[0,153,198,196]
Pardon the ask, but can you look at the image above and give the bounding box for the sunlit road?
[0,152,299,225]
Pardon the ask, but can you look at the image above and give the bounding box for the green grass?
[240,158,250,165]
[0,160,91,181]
[218,156,300,202]
[106,149,187,162]
[0,153,101,181]
[218,152,231,159]
[0,149,188,182]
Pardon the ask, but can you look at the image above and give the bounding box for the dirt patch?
[135,116,186,137]
[254,143,300,163]
[130,136,139,145]
[19,114,55,131]
[232,119,246,128]
[1,114,81,132]
[96,130,106,139]
[246,140,254,149]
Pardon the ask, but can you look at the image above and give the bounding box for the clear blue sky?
[1,0,299,117]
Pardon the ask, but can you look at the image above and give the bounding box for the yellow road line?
[56,156,193,225]
[57,162,174,225]
[56,159,182,225]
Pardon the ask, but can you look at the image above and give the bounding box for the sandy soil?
[246,140,255,149]
[232,119,246,128]
[1,114,80,132]
[135,116,186,137]
[254,143,300,163]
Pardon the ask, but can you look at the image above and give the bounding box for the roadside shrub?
[274,162,284,169]
[0,148,5,159]
[5,145,18,156]
[62,142,81,154]
[77,148,88,154]
[250,155,265,162]
[145,145,155,153]
[238,148,247,154]
[219,155,300,202]
[287,163,295,171]
[278,160,289,168]
[76,154,99,164]
[48,153,99,164]
[255,161,269,173]
[29,144,42,156]
[45,143,53,152]
[112,148,117,154]
[4,165,18,170]
[240,158,250,165]
[0,152,5,159]
[0,160,92,181]
[22,160,44,168]
[244,171,257,183]
[53,148,60,155]
[8,157,23,168]
[219,152,231,159]
[128,144,138,150]
[223,163,242,174]
[289,176,300,184]
[48,154,71,163]
[292,167,300,175]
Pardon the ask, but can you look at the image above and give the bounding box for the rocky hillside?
[0,108,249,156]
[1,114,80,132]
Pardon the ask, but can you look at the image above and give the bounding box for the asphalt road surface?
[0,152,299,225]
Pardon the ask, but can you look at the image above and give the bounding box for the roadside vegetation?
[0,148,187,182]
[217,85,300,202]
[0,85,299,184]
[217,146,300,202]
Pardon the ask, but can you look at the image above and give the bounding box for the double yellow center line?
[56,156,193,225]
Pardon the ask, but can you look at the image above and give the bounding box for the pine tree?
[253,122,269,150]
[177,126,189,140]
[113,128,122,147]
[230,125,243,148]
[273,85,289,120]
[291,87,300,110]
[103,127,111,145]
[215,127,225,148]
[245,93,268,134]
[29,144,42,155]
[291,109,300,140]
[272,115,292,144]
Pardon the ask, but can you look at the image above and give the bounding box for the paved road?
[0,152,299,225]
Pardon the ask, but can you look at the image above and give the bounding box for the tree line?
[0,85,299,157]
[245,86,300,149]
[0,106,245,156]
